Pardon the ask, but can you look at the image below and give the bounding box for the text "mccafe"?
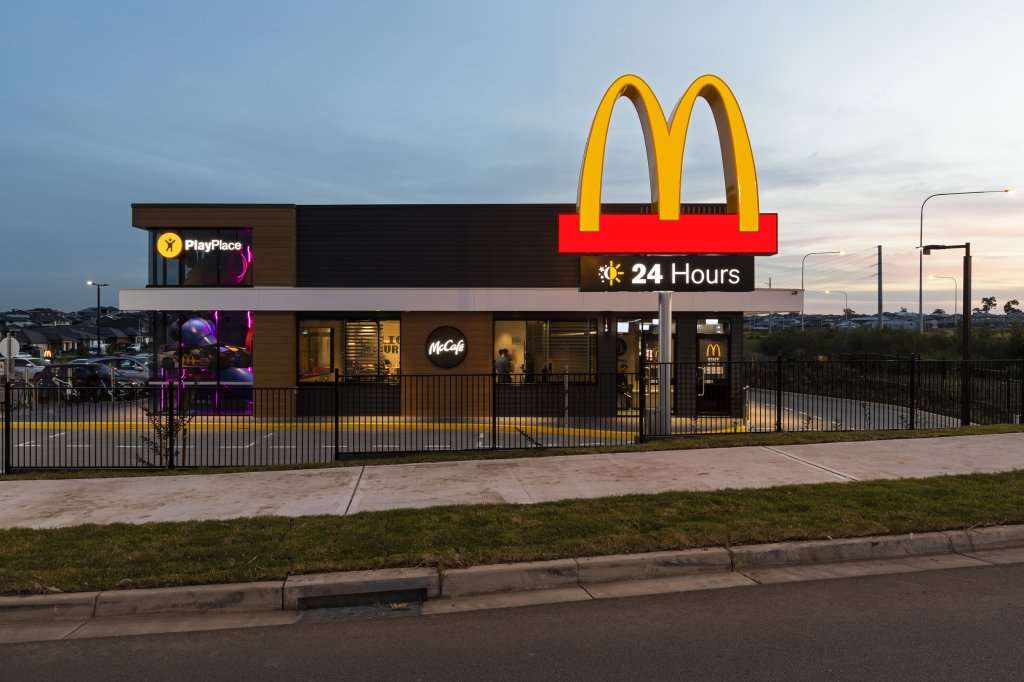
[428,339,465,356]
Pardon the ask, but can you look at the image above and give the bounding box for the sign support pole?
[657,291,672,435]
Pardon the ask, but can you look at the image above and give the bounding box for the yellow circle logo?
[157,232,183,259]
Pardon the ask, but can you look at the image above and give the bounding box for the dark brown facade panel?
[252,311,298,390]
[297,204,578,288]
[132,205,296,229]
[400,311,494,417]
[294,203,726,289]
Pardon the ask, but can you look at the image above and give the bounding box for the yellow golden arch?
[577,74,759,234]
[705,343,722,358]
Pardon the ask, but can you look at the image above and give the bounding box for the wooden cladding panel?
[132,205,296,287]
[253,311,297,389]
[400,312,494,417]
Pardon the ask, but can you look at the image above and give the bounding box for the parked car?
[35,363,142,402]
[13,357,47,381]
[2,357,47,382]
[92,356,153,384]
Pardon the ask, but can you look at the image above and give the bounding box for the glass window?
[494,319,597,380]
[299,325,334,382]
[149,229,253,287]
[153,311,254,384]
[298,318,400,382]
[697,318,730,335]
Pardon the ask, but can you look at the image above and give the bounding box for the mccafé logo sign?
[425,326,468,369]
[559,74,777,255]
[157,232,244,259]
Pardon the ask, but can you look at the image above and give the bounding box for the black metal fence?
[2,358,1022,471]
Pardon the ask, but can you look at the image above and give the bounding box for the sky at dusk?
[2,0,1022,315]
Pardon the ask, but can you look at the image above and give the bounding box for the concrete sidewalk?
[1,432,1022,529]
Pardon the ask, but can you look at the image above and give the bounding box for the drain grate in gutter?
[298,601,423,623]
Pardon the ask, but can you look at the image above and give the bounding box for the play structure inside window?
[153,310,254,413]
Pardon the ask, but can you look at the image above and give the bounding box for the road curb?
[3,525,1023,623]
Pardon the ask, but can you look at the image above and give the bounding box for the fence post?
[908,353,916,430]
[334,369,341,461]
[2,381,10,475]
[491,370,497,450]
[166,382,176,470]
[961,359,972,427]
[775,356,783,433]
[637,360,646,443]
[1019,358,1024,425]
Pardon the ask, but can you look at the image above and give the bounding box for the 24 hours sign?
[578,255,754,292]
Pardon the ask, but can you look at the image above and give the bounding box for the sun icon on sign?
[597,260,623,287]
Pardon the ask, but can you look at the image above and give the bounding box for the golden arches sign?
[558,74,777,255]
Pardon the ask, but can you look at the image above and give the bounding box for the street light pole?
[929,274,958,326]
[801,251,841,331]
[826,290,848,321]
[919,189,1010,333]
[86,281,108,355]
[922,243,971,425]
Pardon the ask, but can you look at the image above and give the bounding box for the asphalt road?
[3,563,1023,680]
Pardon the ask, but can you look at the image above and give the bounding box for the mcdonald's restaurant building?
[120,202,801,419]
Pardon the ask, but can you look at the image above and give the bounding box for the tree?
[1004,299,1020,315]
[843,308,855,317]
[981,296,997,314]
[932,308,946,315]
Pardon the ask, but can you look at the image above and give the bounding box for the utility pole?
[877,245,883,331]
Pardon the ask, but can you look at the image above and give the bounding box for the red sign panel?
[558,213,778,255]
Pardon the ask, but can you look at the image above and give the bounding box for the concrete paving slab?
[741,553,986,584]
[508,448,848,503]
[771,433,1024,481]
[421,586,591,615]
[66,611,302,639]
[347,460,533,513]
[0,620,87,644]
[584,572,755,599]
[0,468,361,529]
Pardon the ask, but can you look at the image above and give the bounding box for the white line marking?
[48,432,66,439]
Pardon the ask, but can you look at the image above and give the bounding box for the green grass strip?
[3,469,1023,595]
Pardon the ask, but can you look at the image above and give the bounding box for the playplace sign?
[558,74,777,255]
[156,232,244,259]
